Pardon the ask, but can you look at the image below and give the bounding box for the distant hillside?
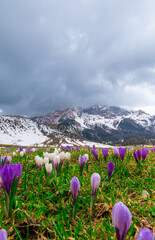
[1,105,155,146]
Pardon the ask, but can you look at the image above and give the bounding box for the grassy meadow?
[0,146,155,239]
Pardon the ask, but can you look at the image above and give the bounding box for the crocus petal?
[0,229,7,240]
[70,177,80,204]
[136,228,154,240]
[141,148,149,160]
[102,148,108,161]
[91,173,101,196]
[0,165,14,195]
[119,147,126,161]
[113,147,119,159]
[136,149,141,160]
[112,201,132,240]
[92,149,98,160]
[107,161,115,179]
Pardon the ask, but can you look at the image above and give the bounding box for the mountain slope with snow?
[32,105,155,144]
[0,115,48,146]
[0,105,155,146]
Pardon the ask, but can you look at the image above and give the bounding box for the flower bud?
[45,163,52,175]
[91,173,101,196]
[43,157,49,164]
[136,228,154,240]
[70,177,80,204]
[107,161,115,179]
[20,151,24,157]
[66,152,71,163]
[0,229,7,240]
[112,201,132,240]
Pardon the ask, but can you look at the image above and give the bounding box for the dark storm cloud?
[0,0,155,116]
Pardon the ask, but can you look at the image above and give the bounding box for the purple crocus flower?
[113,147,119,159]
[87,145,90,149]
[141,148,149,160]
[136,228,154,240]
[0,156,6,165]
[136,149,141,160]
[90,173,101,215]
[92,149,98,161]
[112,201,132,240]
[66,146,70,151]
[11,162,22,186]
[0,229,7,240]
[0,163,22,196]
[70,177,80,205]
[26,148,31,154]
[107,161,115,179]
[119,147,126,161]
[76,146,79,152]
[91,173,101,196]
[19,146,24,151]
[6,149,11,152]
[93,144,96,149]
[133,152,138,164]
[1,156,6,161]
[79,155,86,169]
[102,148,108,162]
[6,156,12,164]
[0,165,14,195]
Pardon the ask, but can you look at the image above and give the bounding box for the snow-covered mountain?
[0,115,48,146]
[32,105,155,144]
[0,105,155,146]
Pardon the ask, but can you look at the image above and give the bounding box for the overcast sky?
[0,0,155,116]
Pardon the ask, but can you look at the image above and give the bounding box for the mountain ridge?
[0,105,155,146]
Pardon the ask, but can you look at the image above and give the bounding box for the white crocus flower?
[84,154,89,162]
[54,148,59,155]
[20,151,24,157]
[66,152,71,164]
[43,157,49,164]
[48,153,56,161]
[45,163,52,175]
[43,152,49,158]
[59,151,66,166]
[53,155,60,176]
[35,157,43,170]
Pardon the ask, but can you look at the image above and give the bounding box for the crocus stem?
[90,195,95,216]
[6,193,10,217]
[24,156,27,191]
[55,168,57,177]
[73,196,78,219]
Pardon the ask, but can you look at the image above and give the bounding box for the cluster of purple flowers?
[151,148,155,152]
[6,149,11,152]
[113,147,126,161]
[133,148,149,167]
[0,163,22,196]
[0,156,12,166]
[61,145,73,151]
